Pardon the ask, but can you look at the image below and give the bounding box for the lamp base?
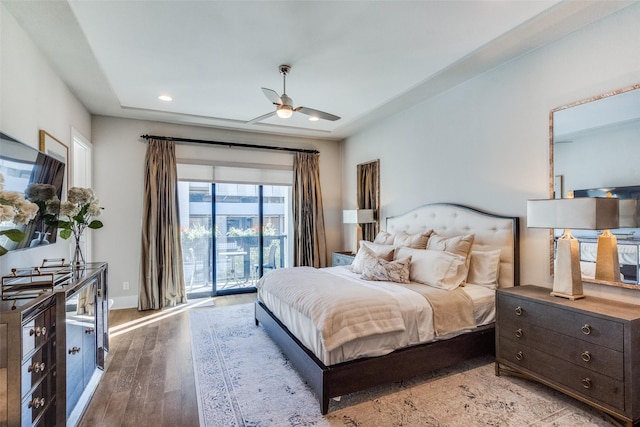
[550,291,585,300]
[552,230,584,300]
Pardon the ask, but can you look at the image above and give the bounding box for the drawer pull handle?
[582,377,592,389]
[85,327,95,334]
[581,351,591,362]
[28,397,45,409]
[515,306,523,316]
[581,324,591,335]
[28,362,46,374]
[29,326,47,337]
[68,346,81,355]
[515,329,523,338]
[515,351,524,361]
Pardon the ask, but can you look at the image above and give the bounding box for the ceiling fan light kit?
[248,64,340,124]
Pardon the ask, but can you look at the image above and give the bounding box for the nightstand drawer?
[500,337,624,411]
[498,292,624,351]
[498,319,623,380]
[332,252,355,267]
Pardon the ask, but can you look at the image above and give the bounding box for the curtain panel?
[292,152,327,268]
[357,160,379,242]
[139,139,186,310]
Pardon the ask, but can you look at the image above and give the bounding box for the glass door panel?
[179,181,289,297]
[214,183,259,293]
[179,181,213,298]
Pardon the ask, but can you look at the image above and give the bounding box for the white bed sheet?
[258,266,496,366]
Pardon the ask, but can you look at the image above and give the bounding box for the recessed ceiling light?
[158,95,173,102]
[308,116,319,122]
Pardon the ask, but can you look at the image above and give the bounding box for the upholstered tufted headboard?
[386,203,519,288]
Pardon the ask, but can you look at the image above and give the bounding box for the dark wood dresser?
[496,285,640,427]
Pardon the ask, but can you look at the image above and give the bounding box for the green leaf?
[0,229,26,242]
[88,220,104,229]
[59,229,72,239]
[0,246,7,256]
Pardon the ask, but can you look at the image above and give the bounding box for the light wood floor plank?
[78,293,255,427]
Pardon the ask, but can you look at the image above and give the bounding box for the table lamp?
[527,197,619,299]
[343,209,376,253]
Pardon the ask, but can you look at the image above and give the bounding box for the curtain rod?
[140,134,319,154]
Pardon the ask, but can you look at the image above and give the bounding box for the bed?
[255,203,520,414]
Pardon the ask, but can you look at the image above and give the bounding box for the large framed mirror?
[550,83,640,290]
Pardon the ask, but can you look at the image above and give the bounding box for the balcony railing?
[182,235,286,291]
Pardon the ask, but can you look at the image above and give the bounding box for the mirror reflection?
[552,84,640,288]
[0,131,65,252]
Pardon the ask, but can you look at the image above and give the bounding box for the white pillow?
[392,230,432,249]
[351,241,395,274]
[467,250,501,289]
[426,232,475,258]
[395,247,468,290]
[373,231,395,245]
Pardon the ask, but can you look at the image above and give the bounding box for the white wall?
[92,116,341,308]
[0,4,91,274]
[342,4,640,303]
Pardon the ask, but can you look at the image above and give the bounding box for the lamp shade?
[343,209,376,224]
[527,198,619,230]
[619,199,639,228]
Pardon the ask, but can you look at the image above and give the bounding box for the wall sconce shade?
[343,209,376,224]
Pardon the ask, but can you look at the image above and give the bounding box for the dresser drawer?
[499,337,624,411]
[498,292,624,351]
[21,342,53,397]
[499,319,623,380]
[21,374,54,427]
[21,311,50,359]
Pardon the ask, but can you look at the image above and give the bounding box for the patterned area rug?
[189,303,615,427]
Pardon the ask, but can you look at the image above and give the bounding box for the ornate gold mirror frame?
[550,83,640,290]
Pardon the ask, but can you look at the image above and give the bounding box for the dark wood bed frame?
[255,203,520,414]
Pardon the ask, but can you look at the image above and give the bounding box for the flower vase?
[71,234,86,268]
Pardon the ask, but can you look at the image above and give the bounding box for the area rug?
[189,303,614,427]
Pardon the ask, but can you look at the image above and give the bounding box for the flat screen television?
[0,131,65,252]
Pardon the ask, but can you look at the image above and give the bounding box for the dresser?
[496,285,640,427]
[0,262,108,427]
[331,251,355,267]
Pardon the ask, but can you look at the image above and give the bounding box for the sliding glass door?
[179,181,288,297]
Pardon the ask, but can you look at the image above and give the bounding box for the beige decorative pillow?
[392,230,432,249]
[351,242,395,274]
[361,255,412,284]
[373,231,395,245]
[426,232,475,258]
[467,249,501,289]
[395,247,467,290]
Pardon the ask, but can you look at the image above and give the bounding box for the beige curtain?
[139,139,186,310]
[357,160,380,242]
[292,152,327,267]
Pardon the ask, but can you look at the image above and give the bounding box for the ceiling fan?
[248,64,341,124]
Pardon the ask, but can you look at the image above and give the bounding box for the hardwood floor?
[78,293,256,427]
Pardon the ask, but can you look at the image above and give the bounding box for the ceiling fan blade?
[247,110,277,124]
[295,106,341,121]
[262,87,282,105]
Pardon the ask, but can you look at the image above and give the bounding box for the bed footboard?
[255,300,495,414]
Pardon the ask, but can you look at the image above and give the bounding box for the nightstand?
[332,251,355,267]
[495,285,640,427]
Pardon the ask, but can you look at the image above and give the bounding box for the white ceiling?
[3,0,635,140]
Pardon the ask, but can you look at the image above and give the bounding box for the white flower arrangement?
[0,173,40,255]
